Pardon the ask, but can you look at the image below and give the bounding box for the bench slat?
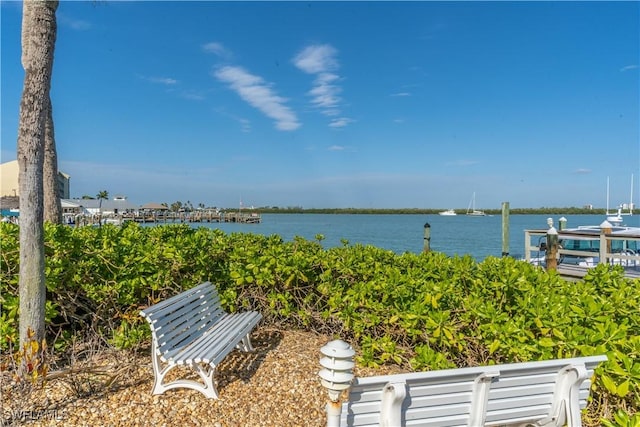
[197,312,262,365]
[173,312,261,366]
[340,355,606,427]
[142,284,228,357]
[155,304,226,355]
[142,282,213,315]
[143,286,220,329]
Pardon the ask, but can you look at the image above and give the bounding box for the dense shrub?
[1,221,638,424]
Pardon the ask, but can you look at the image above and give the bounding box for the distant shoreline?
[252,207,610,215]
[0,193,614,217]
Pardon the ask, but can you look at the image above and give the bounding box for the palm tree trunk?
[44,95,62,223]
[18,0,59,348]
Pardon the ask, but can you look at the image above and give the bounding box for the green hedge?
[1,222,638,424]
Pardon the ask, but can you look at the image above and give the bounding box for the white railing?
[524,229,640,270]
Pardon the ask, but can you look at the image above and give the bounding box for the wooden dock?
[524,229,640,281]
[76,210,262,226]
[556,263,640,281]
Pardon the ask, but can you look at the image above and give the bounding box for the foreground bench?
[140,281,262,399]
[319,340,606,427]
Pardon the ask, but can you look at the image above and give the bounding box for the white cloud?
[203,41,231,59]
[293,44,352,128]
[391,92,411,97]
[238,118,251,133]
[573,168,592,174]
[292,44,338,74]
[328,145,345,151]
[309,73,342,110]
[329,118,354,128]
[620,64,638,72]
[147,76,178,85]
[214,66,300,131]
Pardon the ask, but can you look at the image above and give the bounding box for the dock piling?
[501,202,509,257]
[423,222,431,253]
[545,224,559,271]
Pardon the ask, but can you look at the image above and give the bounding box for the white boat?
[606,175,634,226]
[525,219,640,272]
[439,209,457,216]
[524,179,640,280]
[466,192,486,216]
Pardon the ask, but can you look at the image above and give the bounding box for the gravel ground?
[1,328,403,427]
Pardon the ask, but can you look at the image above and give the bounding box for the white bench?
[320,342,606,427]
[140,281,262,399]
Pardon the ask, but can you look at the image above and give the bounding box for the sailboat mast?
[606,177,611,214]
[630,174,634,214]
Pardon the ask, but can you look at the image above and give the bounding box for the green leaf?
[601,374,618,394]
[616,380,630,398]
[538,337,555,348]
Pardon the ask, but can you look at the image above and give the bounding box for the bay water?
[185,213,639,260]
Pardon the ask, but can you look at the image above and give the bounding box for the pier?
[128,210,261,224]
[524,228,640,280]
[69,210,261,226]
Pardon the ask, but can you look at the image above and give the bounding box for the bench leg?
[236,332,256,352]
[150,341,219,399]
[537,363,589,427]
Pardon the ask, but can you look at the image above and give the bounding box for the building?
[64,195,138,216]
[0,160,70,198]
[0,160,19,197]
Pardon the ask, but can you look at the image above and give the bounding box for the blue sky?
[1,1,638,209]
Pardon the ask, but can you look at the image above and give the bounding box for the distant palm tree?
[96,190,109,215]
[171,201,182,212]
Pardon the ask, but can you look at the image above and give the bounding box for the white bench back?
[140,281,226,358]
[340,355,606,427]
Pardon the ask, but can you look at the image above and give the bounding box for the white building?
[63,195,138,216]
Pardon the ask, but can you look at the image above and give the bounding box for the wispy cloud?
[620,64,638,72]
[203,41,232,59]
[137,74,208,101]
[57,13,91,31]
[179,90,205,101]
[214,66,300,131]
[329,118,354,128]
[327,145,356,153]
[215,108,251,133]
[141,76,178,85]
[573,168,592,174]
[391,92,411,97]
[293,44,338,74]
[309,73,342,111]
[293,44,352,128]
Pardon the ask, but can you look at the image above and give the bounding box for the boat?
[438,209,457,216]
[606,175,634,226]
[466,192,486,216]
[524,179,640,279]
[524,218,640,278]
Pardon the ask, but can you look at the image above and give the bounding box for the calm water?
[180,213,640,260]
